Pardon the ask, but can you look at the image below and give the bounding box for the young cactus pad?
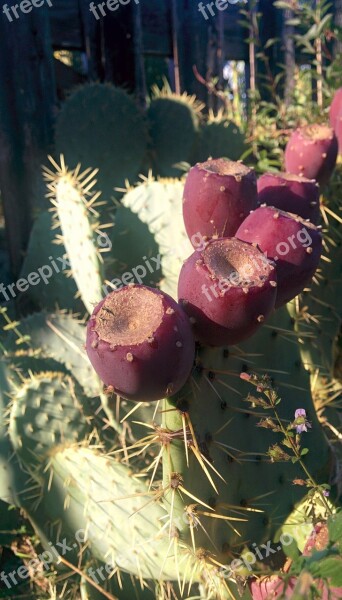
[194,118,246,163]
[44,156,106,314]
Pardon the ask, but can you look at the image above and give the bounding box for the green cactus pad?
[19,210,83,313]
[290,169,342,417]
[161,307,330,562]
[194,119,246,163]
[0,361,28,506]
[103,205,161,294]
[6,311,100,398]
[80,567,155,600]
[55,83,147,197]
[39,447,196,580]
[121,177,192,299]
[147,85,202,177]
[9,372,92,469]
[44,157,105,314]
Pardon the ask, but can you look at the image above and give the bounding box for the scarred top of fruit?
[262,171,315,183]
[198,158,252,176]
[203,238,274,287]
[93,287,164,346]
[265,206,319,230]
[300,124,334,141]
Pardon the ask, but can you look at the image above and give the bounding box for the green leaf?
[303,23,318,41]
[316,13,333,38]
[274,1,293,8]
[283,537,300,560]
[264,38,280,49]
[286,18,301,26]
[328,512,342,543]
[301,448,309,456]
[318,557,342,586]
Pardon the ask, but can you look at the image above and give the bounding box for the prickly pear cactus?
[160,306,330,562]
[0,141,340,600]
[54,83,147,197]
[43,157,106,314]
[194,115,246,163]
[6,310,100,398]
[121,176,192,298]
[9,372,92,470]
[0,360,28,505]
[19,210,83,313]
[147,83,203,177]
[104,205,162,293]
[290,164,342,416]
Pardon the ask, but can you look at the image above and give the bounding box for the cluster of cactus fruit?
[87,154,327,400]
[0,84,341,600]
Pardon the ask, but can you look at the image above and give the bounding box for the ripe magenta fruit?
[86,285,195,401]
[257,172,320,224]
[236,206,322,308]
[330,88,342,154]
[178,238,277,347]
[249,576,296,600]
[183,158,258,246]
[284,124,338,186]
[329,87,342,130]
[335,116,342,156]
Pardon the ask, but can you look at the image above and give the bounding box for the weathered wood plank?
[0,8,56,277]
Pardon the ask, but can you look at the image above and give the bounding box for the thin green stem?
[270,401,332,515]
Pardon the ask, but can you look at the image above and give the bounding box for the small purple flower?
[323,490,330,497]
[294,408,312,434]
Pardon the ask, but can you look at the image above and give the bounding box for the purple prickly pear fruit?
[249,576,296,600]
[236,206,322,308]
[257,172,320,224]
[284,124,338,186]
[86,285,195,401]
[335,113,342,156]
[177,238,277,347]
[250,574,340,600]
[329,88,342,130]
[183,158,258,247]
[330,88,342,154]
